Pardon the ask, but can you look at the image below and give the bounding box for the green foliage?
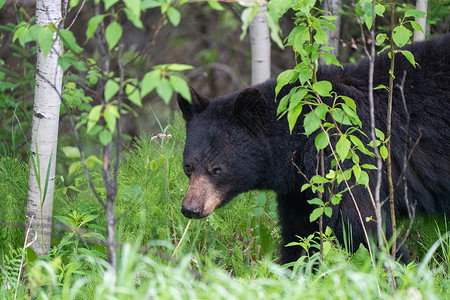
[269,0,381,229]
[1,115,450,297]
[0,157,28,251]
[4,237,450,298]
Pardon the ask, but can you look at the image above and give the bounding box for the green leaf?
[301,183,310,192]
[336,134,351,161]
[321,51,342,68]
[332,108,351,125]
[314,28,328,44]
[104,105,118,132]
[324,207,332,218]
[141,70,161,96]
[315,103,328,120]
[86,15,105,42]
[405,9,426,19]
[256,193,267,206]
[19,25,39,46]
[124,0,141,20]
[341,96,356,110]
[69,0,79,9]
[315,131,328,151]
[410,21,424,33]
[352,152,360,164]
[308,198,324,206]
[265,11,284,49]
[58,29,83,53]
[331,194,342,205]
[376,33,387,46]
[123,8,144,29]
[61,146,80,158]
[341,103,361,126]
[312,184,324,194]
[375,128,385,141]
[401,50,418,67]
[374,84,388,91]
[156,78,173,104]
[240,5,259,40]
[289,88,307,110]
[126,83,142,107]
[375,3,385,16]
[150,160,158,171]
[310,175,330,184]
[104,79,120,101]
[326,170,336,179]
[13,23,28,44]
[380,145,388,160]
[359,170,369,185]
[167,7,181,26]
[361,164,377,169]
[105,22,122,50]
[287,103,302,134]
[267,0,293,22]
[310,207,323,222]
[208,0,224,10]
[165,64,194,71]
[393,25,412,48]
[277,94,290,116]
[38,26,54,58]
[104,0,119,10]
[99,129,112,146]
[312,81,332,97]
[298,66,313,85]
[0,0,6,9]
[169,75,191,102]
[87,105,102,132]
[352,164,362,181]
[276,69,294,95]
[303,111,321,136]
[254,207,264,217]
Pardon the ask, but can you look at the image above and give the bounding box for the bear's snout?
[181,174,223,219]
[181,203,203,219]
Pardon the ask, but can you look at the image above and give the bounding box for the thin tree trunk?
[414,0,428,41]
[26,0,63,257]
[322,0,342,59]
[249,0,270,85]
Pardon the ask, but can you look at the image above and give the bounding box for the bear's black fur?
[177,34,450,264]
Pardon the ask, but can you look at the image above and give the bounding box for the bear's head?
[177,87,273,219]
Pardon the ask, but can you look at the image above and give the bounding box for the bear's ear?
[234,87,270,135]
[177,87,209,122]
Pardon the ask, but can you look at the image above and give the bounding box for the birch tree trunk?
[414,0,428,41]
[249,0,270,85]
[26,0,63,256]
[322,0,342,60]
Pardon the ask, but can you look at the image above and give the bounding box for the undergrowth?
[1,113,449,298]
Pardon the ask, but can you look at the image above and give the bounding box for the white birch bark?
[26,0,63,256]
[249,0,270,85]
[323,0,342,60]
[414,0,428,41]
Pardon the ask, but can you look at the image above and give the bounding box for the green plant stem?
[387,1,397,261]
[14,215,36,300]
[164,143,178,245]
[319,149,325,262]
[172,219,192,259]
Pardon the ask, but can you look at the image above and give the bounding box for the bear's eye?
[184,164,192,177]
[212,168,222,176]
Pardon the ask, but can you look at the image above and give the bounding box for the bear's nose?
[181,204,202,219]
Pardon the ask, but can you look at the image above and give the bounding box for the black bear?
[177,34,450,264]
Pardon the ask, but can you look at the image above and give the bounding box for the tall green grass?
[1,113,450,298]
[0,156,27,250]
